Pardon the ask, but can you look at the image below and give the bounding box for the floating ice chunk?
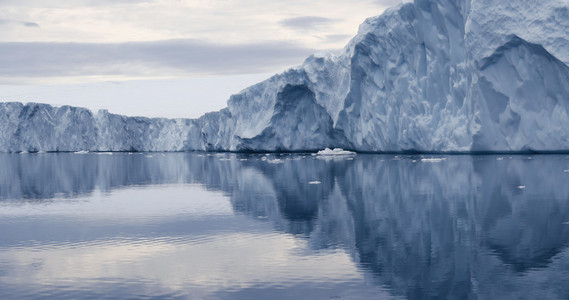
[564,222,569,225]
[496,157,504,161]
[74,150,89,154]
[309,181,322,185]
[315,148,356,156]
[564,170,569,173]
[518,185,526,189]
[421,158,447,163]
[267,159,284,164]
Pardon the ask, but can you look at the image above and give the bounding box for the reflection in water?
[1,153,569,299]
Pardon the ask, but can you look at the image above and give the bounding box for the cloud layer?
[0,40,315,82]
[0,0,402,84]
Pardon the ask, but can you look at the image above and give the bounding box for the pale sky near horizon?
[0,0,402,118]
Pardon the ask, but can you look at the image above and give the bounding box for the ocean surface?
[1,152,569,299]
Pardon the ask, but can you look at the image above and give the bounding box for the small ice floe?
[563,222,569,225]
[239,159,248,161]
[517,185,526,190]
[37,151,46,154]
[564,170,569,173]
[218,158,231,161]
[19,151,29,154]
[74,150,89,154]
[315,148,356,156]
[96,152,113,155]
[146,155,154,158]
[309,181,322,185]
[421,157,447,163]
[267,159,284,164]
[496,157,504,161]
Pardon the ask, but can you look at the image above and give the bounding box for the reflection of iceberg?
[2,153,569,299]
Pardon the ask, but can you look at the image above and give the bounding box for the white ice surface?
[1,0,568,153]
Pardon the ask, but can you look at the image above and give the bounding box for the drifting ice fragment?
[267,159,284,164]
[309,181,322,185]
[315,148,356,156]
[421,158,447,163]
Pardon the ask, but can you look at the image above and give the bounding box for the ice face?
[1,0,568,153]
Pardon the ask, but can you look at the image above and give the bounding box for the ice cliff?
[1,0,568,153]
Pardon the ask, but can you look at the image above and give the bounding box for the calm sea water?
[1,152,569,299]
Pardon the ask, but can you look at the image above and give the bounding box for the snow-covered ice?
[421,158,447,163]
[1,0,569,153]
[315,148,357,156]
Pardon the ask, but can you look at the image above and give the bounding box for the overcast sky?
[0,0,402,118]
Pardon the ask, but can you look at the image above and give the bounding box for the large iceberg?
[1,0,568,153]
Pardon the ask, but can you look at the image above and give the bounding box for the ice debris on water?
[421,158,447,163]
[309,181,322,185]
[267,159,284,164]
[315,148,356,156]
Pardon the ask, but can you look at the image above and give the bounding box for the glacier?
[1,0,569,153]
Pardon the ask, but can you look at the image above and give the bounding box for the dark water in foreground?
[1,153,569,299]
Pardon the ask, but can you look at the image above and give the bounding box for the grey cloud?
[280,16,338,30]
[323,34,352,43]
[0,19,40,28]
[0,39,318,82]
[374,0,405,7]
[23,22,40,27]
[0,0,152,7]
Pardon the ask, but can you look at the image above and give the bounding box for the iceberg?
[1,0,568,153]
